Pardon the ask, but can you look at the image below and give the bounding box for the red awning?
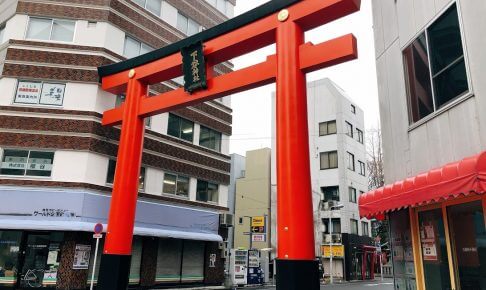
[359,151,486,219]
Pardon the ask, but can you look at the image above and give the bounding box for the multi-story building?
[271,78,371,281]
[360,1,486,289]
[0,0,235,289]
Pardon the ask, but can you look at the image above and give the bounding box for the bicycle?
[22,269,44,288]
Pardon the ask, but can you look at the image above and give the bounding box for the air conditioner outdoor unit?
[219,213,234,227]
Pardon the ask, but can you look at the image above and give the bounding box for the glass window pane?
[346,121,353,137]
[208,182,218,203]
[447,201,486,290]
[433,59,468,108]
[418,208,451,290]
[403,33,434,123]
[51,19,75,42]
[428,4,464,74]
[167,114,181,138]
[124,36,141,58]
[328,121,337,134]
[320,152,329,169]
[196,180,208,202]
[132,0,145,7]
[319,122,328,136]
[139,167,146,190]
[176,176,189,197]
[177,13,188,34]
[187,19,199,36]
[27,18,52,40]
[140,43,154,55]
[217,0,226,12]
[0,230,22,285]
[26,151,54,177]
[329,151,338,168]
[145,0,161,16]
[163,173,177,194]
[180,118,194,142]
[390,210,416,290]
[106,159,116,184]
[1,149,29,175]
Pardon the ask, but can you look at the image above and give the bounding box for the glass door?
[447,200,486,290]
[418,208,452,290]
[18,234,50,288]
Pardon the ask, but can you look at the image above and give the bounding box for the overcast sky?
[229,0,380,156]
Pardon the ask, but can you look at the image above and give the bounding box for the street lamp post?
[328,203,343,284]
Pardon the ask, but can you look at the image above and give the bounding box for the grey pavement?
[236,278,394,290]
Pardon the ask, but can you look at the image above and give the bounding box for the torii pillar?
[95,1,360,289]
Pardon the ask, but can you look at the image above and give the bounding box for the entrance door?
[447,200,486,290]
[18,234,50,288]
[418,208,452,290]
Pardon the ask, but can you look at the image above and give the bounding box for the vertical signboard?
[181,41,207,94]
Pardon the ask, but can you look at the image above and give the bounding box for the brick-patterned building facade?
[0,0,235,289]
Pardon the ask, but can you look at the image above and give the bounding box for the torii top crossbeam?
[96,1,360,289]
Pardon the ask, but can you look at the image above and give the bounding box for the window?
[167,113,194,142]
[163,173,189,197]
[196,180,218,203]
[349,187,357,203]
[319,120,337,136]
[0,149,54,177]
[207,0,228,14]
[320,151,338,170]
[238,217,243,224]
[0,25,5,43]
[199,126,222,152]
[106,160,145,190]
[350,219,358,235]
[14,80,66,106]
[177,13,200,36]
[356,128,364,144]
[27,18,75,42]
[347,152,355,171]
[322,218,341,234]
[115,94,151,128]
[358,161,366,176]
[132,0,162,16]
[403,4,468,123]
[345,121,353,138]
[123,36,154,58]
[351,104,356,114]
[321,186,339,202]
[362,221,369,236]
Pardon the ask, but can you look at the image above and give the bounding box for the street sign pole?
[90,223,103,290]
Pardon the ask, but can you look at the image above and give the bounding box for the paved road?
[237,278,394,290]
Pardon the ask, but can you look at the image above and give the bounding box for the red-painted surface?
[99,0,360,257]
[359,151,486,219]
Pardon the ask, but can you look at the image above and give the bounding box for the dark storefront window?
[196,180,218,203]
[447,200,486,290]
[418,208,451,290]
[389,210,416,290]
[321,186,339,202]
[0,231,22,287]
[199,126,222,152]
[0,149,54,177]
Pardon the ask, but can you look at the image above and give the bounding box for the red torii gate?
[96,0,360,289]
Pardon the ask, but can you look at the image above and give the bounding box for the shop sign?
[33,208,76,218]
[73,244,91,269]
[181,41,207,94]
[420,222,438,261]
[321,245,345,258]
[251,234,266,242]
[14,81,65,106]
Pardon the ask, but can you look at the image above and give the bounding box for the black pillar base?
[276,259,319,290]
[97,254,132,290]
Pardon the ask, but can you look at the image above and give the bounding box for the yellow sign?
[321,245,345,258]
[251,216,265,227]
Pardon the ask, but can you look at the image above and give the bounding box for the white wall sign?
[73,244,91,269]
[40,83,66,106]
[209,253,216,268]
[14,81,42,104]
[251,234,266,242]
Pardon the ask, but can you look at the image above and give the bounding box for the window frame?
[167,113,194,142]
[176,12,201,36]
[320,151,338,170]
[358,160,366,176]
[132,0,162,17]
[0,148,55,177]
[356,128,364,144]
[319,120,337,136]
[196,179,219,203]
[345,121,353,138]
[361,221,369,236]
[321,186,340,202]
[14,79,66,107]
[199,126,222,152]
[348,186,357,203]
[347,152,355,171]
[26,17,76,43]
[351,104,356,114]
[322,218,341,234]
[162,172,190,198]
[106,159,146,191]
[402,2,472,126]
[350,219,359,235]
[123,35,154,58]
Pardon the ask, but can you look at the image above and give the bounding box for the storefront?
[359,152,486,290]
[0,187,225,289]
